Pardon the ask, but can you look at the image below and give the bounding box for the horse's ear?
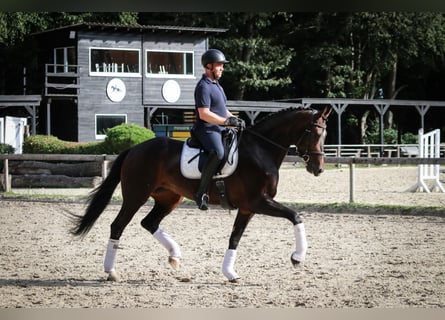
[322,106,333,119]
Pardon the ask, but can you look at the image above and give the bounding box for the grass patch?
[285,201,445,217]
[2,191,443,217]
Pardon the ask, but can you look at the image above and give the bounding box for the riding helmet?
[201,49,229,68]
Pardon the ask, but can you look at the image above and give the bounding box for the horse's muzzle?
[306,163,324,176]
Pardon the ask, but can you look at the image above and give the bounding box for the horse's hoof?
[228,277,240,283]
[106,271,119,282]
[168,257,180,270]
[291,255,302,267]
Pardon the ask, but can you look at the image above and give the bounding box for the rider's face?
[210,62,224,79]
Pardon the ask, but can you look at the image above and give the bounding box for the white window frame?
[53,46,76,73]
[89,47,141,77]
[145,49,195,79]
[95,114,127,139]
[0,118,4,144]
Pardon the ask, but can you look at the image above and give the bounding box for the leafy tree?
[210,13,294,100]
[140,12,295,100]
[0,12,139,94]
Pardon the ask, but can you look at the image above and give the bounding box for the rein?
[245,128,289,152]
[246,109,328,162]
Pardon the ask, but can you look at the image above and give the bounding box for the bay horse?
[70,106,332,282]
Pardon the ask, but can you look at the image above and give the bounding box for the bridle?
[297,123,327,162]
[246,109,327,163]
[295,110,328,162]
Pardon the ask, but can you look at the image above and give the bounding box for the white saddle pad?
[180,139,239,180]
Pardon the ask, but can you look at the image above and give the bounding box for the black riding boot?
[194,151,221,210]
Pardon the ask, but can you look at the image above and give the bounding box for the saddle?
[180,128,239,180]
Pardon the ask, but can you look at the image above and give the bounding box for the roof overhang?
[32,22,228,37]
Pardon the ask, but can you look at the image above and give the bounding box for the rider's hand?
[225,116,246,129]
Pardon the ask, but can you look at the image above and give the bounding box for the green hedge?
[23,123,156,154]
[0,143,15,154]
[101,123,156,154]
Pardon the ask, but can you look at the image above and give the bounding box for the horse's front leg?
[141,193,183,270]
[253,197,308,267]
[222,210,254,282]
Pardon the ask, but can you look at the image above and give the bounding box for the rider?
[192,48,244,210]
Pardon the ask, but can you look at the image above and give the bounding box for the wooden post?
[4,158,11,192]
[349,162,355,203]
[101,158,109,180]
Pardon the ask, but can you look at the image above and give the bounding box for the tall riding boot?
[194,151,221,210]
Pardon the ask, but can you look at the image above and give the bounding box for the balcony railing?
[45,64,80,97]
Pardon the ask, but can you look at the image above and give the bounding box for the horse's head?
[295,107,332,176]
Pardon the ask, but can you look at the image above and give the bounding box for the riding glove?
[225,116,246,129]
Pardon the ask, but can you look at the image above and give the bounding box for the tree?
[211,13,295,100]
[0,12,139,94]
[143,12,295,101]
[289,12,445,142]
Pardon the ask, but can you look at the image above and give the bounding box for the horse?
[70,106,332,282]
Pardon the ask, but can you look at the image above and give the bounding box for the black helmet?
[201,49,229,67]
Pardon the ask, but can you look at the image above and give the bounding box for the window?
[146,50,194,77]
[90,48,140,76]
[52,47,76,73]
[95,114,127,139]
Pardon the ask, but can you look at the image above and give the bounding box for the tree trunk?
[231,13,256,100]
[387,54,398,99]
[8,161,102,177]
[360,110,370,142]
[12,175,102,188]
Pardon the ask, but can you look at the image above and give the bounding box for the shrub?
[23,135,67,154]
[0,143,15,154]
[0,143,14,171]
[101,123,156,154]
[22,124,155,154]
[400,132,418,144]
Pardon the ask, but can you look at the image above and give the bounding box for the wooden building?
[32,23,227,142]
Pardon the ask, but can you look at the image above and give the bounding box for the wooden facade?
[32,23,226,142]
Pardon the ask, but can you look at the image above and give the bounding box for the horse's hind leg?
[140,190,183,269]
[104,197,149,281]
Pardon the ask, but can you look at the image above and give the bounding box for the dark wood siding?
[76,31,144,142]
[142,36,207,106]
[45,30,210,142]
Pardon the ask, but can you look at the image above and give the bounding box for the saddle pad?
[180,139,239,180]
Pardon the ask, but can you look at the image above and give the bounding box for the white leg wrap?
[291,223,308,262]
[104,239,120,273]
[222,249,240,280]
[153,228,181,258]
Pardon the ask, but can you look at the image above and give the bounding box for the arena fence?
[1,153,445,202]
[285,156,445,202]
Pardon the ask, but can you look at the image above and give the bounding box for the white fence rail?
[1,153,445,202]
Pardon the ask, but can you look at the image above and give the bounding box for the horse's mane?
[250,106,308,130]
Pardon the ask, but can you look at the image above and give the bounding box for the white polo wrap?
[222,249,239,280]
[292,223,308,262]
[104,238,119,273]
[153,228,181,258]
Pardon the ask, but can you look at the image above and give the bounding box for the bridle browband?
[245,109,327,163]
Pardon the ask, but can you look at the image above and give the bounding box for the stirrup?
[195,193,209,211]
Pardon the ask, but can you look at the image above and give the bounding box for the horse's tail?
[70,149,130,237]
